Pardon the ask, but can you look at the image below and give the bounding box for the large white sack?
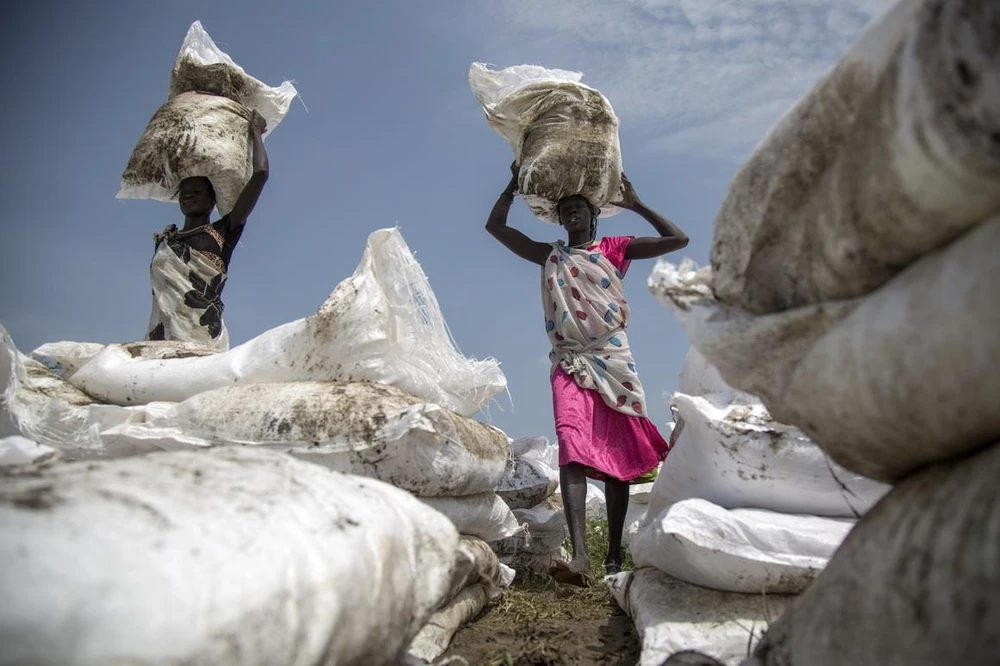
[99,381,509,497]
[750,441,1000,666]
[497,436,559,510]
[69,228,506,417]
[469,63,623,223]
[420,493,523,542]
[0,447,459,666]
[0,326,166,458]
[711,0,1000,315]
[29,341,106,378]
[650,215,1000,482]
[607,568,794,666]
[631,499,853,594]
[642,394,889,521]
[118,22,297,215]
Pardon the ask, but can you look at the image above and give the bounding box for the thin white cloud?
[461,0,894,162]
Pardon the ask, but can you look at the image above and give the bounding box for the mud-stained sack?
[607,568,794,666]
[641,394,889,521]
[100,381,508,497]
[631,498,854,594]
[0,447,459,666]
[711,0,1000,315]
[750,442,1000,666]
[650,214,1000,482]
[69,229,506,417]
[118,21,297,215]
[420,493,523,542]
[497,436,559,510]
[470,63,623,223]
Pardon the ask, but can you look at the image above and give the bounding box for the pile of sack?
[610,348,888,665]
[470,63,624,223]
[118,21,297,215]
[644,1,999,664]
[1,228,515,665]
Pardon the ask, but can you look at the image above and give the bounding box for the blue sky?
[0,0,885,440]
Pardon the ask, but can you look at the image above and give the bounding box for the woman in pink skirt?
[486,163,688,585]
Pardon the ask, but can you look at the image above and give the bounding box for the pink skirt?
[551,366,670,482]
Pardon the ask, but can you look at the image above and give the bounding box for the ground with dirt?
[444,578,640,665]
[443,519,642,665]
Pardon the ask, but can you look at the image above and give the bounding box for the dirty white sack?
[649,214,1000,482]
[69,228,507,417]
[1,325,105,456]
[607,568,794,666]
[118,22,297,215]
[498,436,559,510]
[99,381,509,497]
[642,394,889,521]
[711,0,1000,314]
[750,441,1000,666]
[469,63,623,223]
[420,493,523,542]
[0,447,459,666]
[631,498,853,594]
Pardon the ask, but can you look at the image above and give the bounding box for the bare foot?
[549,558,592,587]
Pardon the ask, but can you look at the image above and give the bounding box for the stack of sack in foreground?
[646,1,1000,664]
[1,227,513,664]
[610,348,888,665]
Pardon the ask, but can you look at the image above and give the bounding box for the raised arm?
[614,174,689,260]
[227,110,270,232]
[485,163,550,266]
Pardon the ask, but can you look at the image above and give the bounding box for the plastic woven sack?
[711,0,1000,314]
[470,63,623,224]
[0,447,459,666]
[118,21,297,215]
[69,228,506,417]
[649,214,1000,482]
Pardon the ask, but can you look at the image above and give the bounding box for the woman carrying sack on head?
[485,162,689,586]
[145,110,269,351]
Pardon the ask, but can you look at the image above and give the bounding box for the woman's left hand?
[611,173,640,210]
[251,110,267,136]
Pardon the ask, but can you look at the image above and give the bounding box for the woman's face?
[178,177,215,217]
[558,196,594,233]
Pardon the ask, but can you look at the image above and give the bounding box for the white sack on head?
[470,63,623,223]
[118,21,297,215]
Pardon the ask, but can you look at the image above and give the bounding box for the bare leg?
[552,462,591,584]
[605,477,629,573]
